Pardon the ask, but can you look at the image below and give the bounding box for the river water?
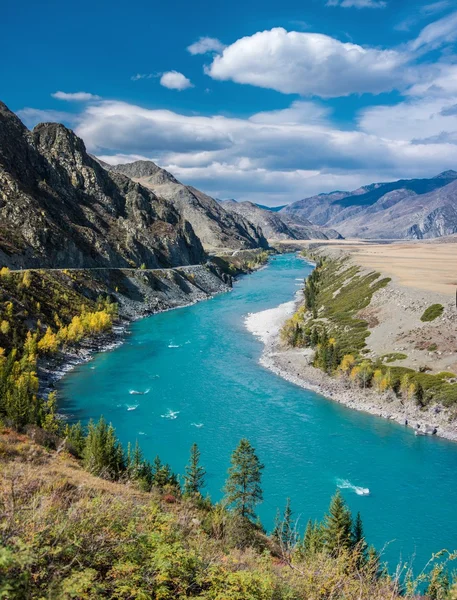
[59,253,457,569]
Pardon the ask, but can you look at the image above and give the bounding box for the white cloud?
[97,153,153,165]
[326,0,386,8]
[67,98,457,203]
[406,63,457,97]
[409,10,457,51]
[159,71,194,90]
[51,91,101,101]
[205,28,407,97]
[131,73,157,81]
[187,36,225,55]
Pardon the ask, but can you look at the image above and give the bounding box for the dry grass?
[280,239,457,296]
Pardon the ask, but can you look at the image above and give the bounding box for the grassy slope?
[0,428,405,600]
[282,255,457,407]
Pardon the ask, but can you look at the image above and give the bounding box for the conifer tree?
[64,421,86,457]
[323,490,353,556]
[365,545,381,581]
[300,519,324,557]
[183,443,206,497]
[352,511,368,567]
[151,455,178,489]
[273,497,297,556]
[224,438,264,521]
[83,417,125,480]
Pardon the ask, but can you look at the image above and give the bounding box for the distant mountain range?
[221,200,342,241]
[281,171,457,239]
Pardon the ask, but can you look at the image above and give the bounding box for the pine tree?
[224,438,264,521]
[323,490,353,556]
[365,545,381,581]
[274,497,296,556]
[151,455,178,489]
[64,421,86,457]
[183,443,206,497]
[83,417,125,480]
[300,519,324,557]
[352,511,368,567]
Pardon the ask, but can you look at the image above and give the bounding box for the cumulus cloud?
[326,0,386,8]
[159,71,194,90]
[51,91,101,101]
[187,36,225,55]
[205,28,407,97]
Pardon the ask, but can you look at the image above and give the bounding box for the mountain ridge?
[107,160,269,252]
[282,171,457,239]
[0,102,205,269]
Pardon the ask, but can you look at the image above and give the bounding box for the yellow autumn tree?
[339,354,356,376]
[38,327,59,354]
[21,270,32,289]
[373,369,384,392]
[0,320,10,335]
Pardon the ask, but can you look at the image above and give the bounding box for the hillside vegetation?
[3,425,454,600]
[281,255,457,408]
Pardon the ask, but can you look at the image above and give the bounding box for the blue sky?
[3,0,457,204]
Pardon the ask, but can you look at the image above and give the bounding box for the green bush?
[421,304,444,322]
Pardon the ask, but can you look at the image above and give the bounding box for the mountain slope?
[222,200,343,240]
[0,102,204,269]
[109,161,269,251]
[281,171,457,239]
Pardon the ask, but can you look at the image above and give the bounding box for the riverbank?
[246,256,457,443]
[39,263,232,395]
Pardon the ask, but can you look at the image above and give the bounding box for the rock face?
[222,200,343,240]
[281,171,457,239]
[0,102,205,269]
[108,161,269,252]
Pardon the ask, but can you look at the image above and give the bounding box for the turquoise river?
[59,253,457,569]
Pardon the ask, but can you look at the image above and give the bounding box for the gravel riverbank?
[246,292,457,443]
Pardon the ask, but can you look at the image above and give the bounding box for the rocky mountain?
[0,102,205,269]
[281,171,457,239]
[221,200,343,240]
[107,161,269,252]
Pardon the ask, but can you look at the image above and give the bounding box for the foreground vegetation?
[281,254,457,408]
[3,424,455,599]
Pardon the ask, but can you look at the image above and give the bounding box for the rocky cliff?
[0,102,205,269]
[108,161,269,252]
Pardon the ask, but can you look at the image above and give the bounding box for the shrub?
[421,304,444,322]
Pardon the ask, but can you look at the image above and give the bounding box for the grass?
[284,256,390,356]
[381,353,408,363]
[421,304,444,322]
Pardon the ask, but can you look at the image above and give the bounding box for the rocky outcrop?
[281,171,457,239]
[0,102,205,269]
[222,200,343,240]
[108,161,269,252]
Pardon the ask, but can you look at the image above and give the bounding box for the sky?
[3,0,457,205]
